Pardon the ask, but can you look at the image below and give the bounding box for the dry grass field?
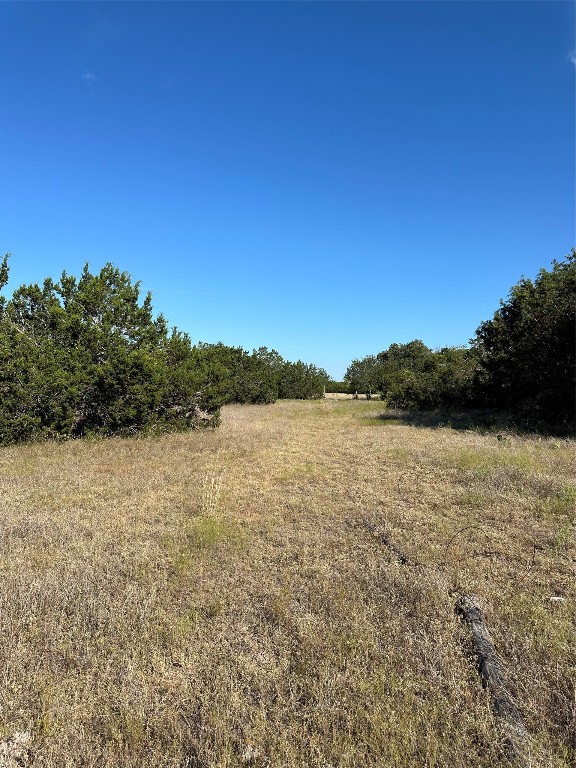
[0,400,574,767]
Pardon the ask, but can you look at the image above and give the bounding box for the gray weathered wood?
[456,594,530,765]
[365,521,531,764]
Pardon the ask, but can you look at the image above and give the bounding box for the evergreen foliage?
[195,344,328,403]
[0,258,330,444]
[4,250,572,444]
[344,355,381,396]
[344,251,576,432]
[0,260,218,443]
[277,360,329,400]
[345,342,476,409]
[473,249,575,429]
[325,380,350,394]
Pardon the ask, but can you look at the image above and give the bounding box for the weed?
[549,484,576,516]
[201,472,223,517]
[189,515,241,549]
[387,447,410,462]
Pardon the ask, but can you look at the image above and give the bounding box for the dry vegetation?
[0,400,574,767]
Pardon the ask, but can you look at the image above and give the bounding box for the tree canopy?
[0,259,329,445]
[2,250,573,443]
[473,249,575,428]
[0,259,213,442]
[345,341,476,409]
[344,251,575,432]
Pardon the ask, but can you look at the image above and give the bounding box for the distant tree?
[344,341,476,410]
[376,341,436,408]
[278,360,329,400]
[193,343,278,404]
[325,380,350,394]
[344,355,380,396]
[191,344,328,403]
[433,346,477,407]
[341,252,575,431]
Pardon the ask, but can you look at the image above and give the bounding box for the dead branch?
[456,594,530,765]
[363,519,416,566]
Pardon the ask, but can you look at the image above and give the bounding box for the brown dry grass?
[0,399,574,767]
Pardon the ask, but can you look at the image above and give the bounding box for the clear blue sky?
[1,1,574,379]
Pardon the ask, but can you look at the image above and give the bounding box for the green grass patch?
[502,592,574,656]
[164,514,245,581]
[188,514,242,549]
[533,483,575,523]
[386,447,410,463]
[456,490,491,509]
[547,484,576,517]
[452,448,534,476]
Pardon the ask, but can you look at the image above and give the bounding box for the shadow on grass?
[374,408,575,437]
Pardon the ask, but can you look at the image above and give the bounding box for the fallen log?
[364,521,531,762]
[456,594,530,765]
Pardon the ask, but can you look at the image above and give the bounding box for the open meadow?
[0,400,574,767]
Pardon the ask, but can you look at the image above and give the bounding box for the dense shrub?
[0,260,218,443]
[345,342,476,408]
[344,355,380,396]
[196,344,329,403]
[0,258,330,444]
[193,343,280,405]
[277,360,329,400]
[343,251,576,432]
[473,250,575,430]
[326,380,350,394]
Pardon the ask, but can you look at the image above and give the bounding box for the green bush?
[0,258,219,443]
[277,360,329,400]
[473,250,575,430]
[195,344,329,403]
[343,251,575,432]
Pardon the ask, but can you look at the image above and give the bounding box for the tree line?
[343,251,575,433]
[1,251,573,443]
[0,259,328,444]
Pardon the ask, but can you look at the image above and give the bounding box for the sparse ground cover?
[0,400,573,767]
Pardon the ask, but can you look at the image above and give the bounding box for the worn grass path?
[0,400,574,767]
